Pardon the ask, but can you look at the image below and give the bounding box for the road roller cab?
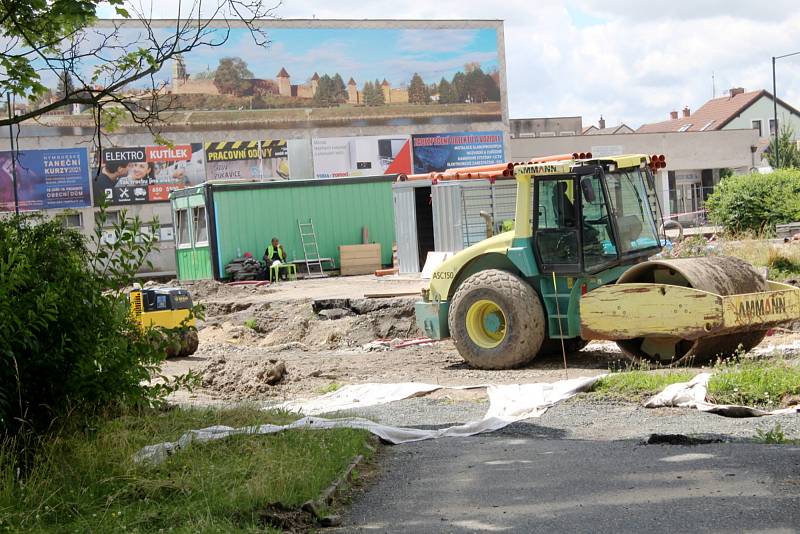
[416,154,800,368]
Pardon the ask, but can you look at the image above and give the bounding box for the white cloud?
[87,0,800,127]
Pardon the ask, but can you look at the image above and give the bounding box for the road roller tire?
[448,269,546,369]
[615,256,768,366]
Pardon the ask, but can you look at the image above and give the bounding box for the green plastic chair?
[270,263,297,282]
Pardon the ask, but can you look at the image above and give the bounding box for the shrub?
[0,210,180,436]
[705,169,800,234]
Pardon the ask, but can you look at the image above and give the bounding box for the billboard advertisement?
[94,144,206,206]
[48,21,504,129]
[411,131,505,174]
[0,148,91,212]
[312,135,412,179]
[204,140,289,181]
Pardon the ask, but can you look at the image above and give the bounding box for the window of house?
[539,131,556,137]
[677,124,692,132]
[94,210,120,227]
[192,206,208,245]
[751,119,762,137]
[559,131,576,136]
[60,212,82,229]
[700,120,715,131]
[175,209,191,247]
[769,118,777,136]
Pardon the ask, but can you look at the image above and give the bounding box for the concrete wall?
[723,95,800,140]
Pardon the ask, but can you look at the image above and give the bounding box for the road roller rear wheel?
[614,256,768,366]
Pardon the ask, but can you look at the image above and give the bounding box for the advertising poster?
[312,135,412,179]
[411,131,505,174]
[94,143,206,206]
[0,148,91,212]
[204,140,289,181]
[39,22,504,131]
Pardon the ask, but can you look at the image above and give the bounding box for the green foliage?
[313,73,348,106]
[754,423,798,445]
[408,72,429,104]
[0,208,185,436]
[243,318,257,330]
[362,80,386,107]
[705,169,800,234]
[592,369,696,400]
[766,124,800,169]
[0,407,373,532]
[214,57,254,97]
[708,356,800,408]
[315,382,343,395]
[437,77,455,104]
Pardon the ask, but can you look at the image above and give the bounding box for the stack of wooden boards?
[339,244,382,276]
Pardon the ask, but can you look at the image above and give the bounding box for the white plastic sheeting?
[134,376,601,464]
[645,372,800,417]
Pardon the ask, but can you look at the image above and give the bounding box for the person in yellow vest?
[264,237,288,280]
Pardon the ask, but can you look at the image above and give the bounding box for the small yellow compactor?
[130,286,199,358]
[415,154,800,368]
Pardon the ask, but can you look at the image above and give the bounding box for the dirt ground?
[162,275,800,406]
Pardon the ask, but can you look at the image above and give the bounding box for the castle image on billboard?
[172,57,421,105]
[39,25,504,128]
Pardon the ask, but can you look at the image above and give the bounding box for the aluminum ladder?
[298,218,326,278]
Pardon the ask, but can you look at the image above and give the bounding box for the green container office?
[170,176,396,281]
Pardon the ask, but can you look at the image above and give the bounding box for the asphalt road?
[338,419,800,533]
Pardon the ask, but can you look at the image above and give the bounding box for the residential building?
[638,88,800,145]
[582,116,635,135]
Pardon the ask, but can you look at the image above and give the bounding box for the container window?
[192,206,208,245]
[176,209,191,247]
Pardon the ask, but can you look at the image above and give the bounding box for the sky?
[180,28,499,87]
[92,0,800,127]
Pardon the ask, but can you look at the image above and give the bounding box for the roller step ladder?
[298,218,326,278]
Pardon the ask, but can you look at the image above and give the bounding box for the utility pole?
[6,93,19,215]
[772,50,800,169]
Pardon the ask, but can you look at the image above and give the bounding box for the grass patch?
[708,356,800,408]
[243,318,257,330]
[315,382,343,395]
[592,369,696,401]
[754,423,800,445]
[0,406,373,533]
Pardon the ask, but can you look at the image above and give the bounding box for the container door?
[393,186,420,273]
[431,182,464,253]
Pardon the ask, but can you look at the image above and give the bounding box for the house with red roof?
[638,88,800,145]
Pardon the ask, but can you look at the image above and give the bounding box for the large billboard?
[312,135,412,179]
[49,21,504,129]
[204,140,289,181]
[411,131,505,174]
[1,148,91,212]
[94,144,206,206]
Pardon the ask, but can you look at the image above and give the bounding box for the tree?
[408,73,429,104]
[0,0,278,145]
[438,78,455,104]
[314,74,337,106]
[373,79,386,106]
[213,58,253,97]
[362,81,376,106]
[332,73,347,104]
[766,124,800,169]
[451,71,466,103]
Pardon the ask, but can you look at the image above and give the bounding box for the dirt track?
[162,275,800,406]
